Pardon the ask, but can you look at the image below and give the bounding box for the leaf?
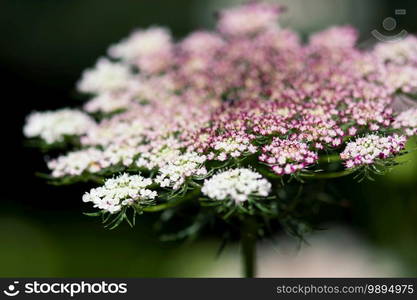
[83,211,104,217]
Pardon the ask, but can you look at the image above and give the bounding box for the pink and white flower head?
[77,58,133,94]
[155,152,207,190]
[82,173,157,214]
[202,168,271,203]
[23,109,96,144]
[24,1,417,197]
[109,27,173,73]
[310,26,358,49]
[47,148,105,177]
[177,31,225,73]
[260,138,319,175]
[393,108,417,136]
[340,134,406,168]
[373,35,417,65]
[217,2,283,36]
[180,31,225,55]
[83,91,132,113]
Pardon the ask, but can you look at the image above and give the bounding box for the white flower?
[180,31,225,54]
[374,36,417,65]
[81,117,145,147]
[136,143,181,170]
[393,108,417,136]
[109,27,172,60]
[212,136,257,160]
[310,26,358,49]
[218,2,282,36]
[202,168,271,203]
[48,142,143,177]
[108,27,173,73]
[259,138,318,175]
[83,173,157,214]
[155,152,207,190]
[77,58,133,94]
[47,148,104,177]
[83,91,132,113]
[340,134,406,168]
[102,143,139,167]
[23,109,95,144]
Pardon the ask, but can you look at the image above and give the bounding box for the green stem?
[143,188,201,212]
[241,218,257,278]
[318,153,342,164]
[300,168,355,179]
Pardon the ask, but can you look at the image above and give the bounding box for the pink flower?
[260,138,318,175]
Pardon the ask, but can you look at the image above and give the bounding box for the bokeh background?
[1,0,417,277]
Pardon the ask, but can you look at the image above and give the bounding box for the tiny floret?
[393,108,417,136]
[218,2,282,36]
[340,134,406,168]
[108,27,173,73]
[260,138,318,175]
[47,148,104,177]
[82,173,157,214]
[202,168,271,203]
[23,109,95,144]
[77,58,133,94]
[155,152,207,190]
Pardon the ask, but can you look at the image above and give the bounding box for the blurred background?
[1,0,417,277]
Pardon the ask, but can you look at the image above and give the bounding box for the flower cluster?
[340,134,407,168]
[374,36,417,65]
[393,108,417,136]
[217,2,283,36]
[48,144,139,178]
[260,139,319,175]
[202,168,271,203]
[24,2,417,226]
[77,58,133,94]
[109,27,173,74]
[155,152,207,190]
[82,173,157,214]
[47,148,104,177]
[24,109,95,144]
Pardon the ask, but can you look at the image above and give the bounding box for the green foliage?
[24,135,81,153]
[353,155,408,182]
[30,134,416,247]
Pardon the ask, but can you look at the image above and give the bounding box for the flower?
[374,36,417,65]
[81,112,145,147]
[83,91,132,113]
[108,27,173,73]
[180,31,225,54]
[77,58,133,94]
[47,141,140,177]
[82,173,157,214]
[211,134,257,160]
[260,138,319,175]
[217,2,283,36]
[23,109,95,144]
[155,152,207,190]
[47,148,105,177]
[202,168,271,203]
[24,2,417,226]
[135,140,182,170]
[42,4,416,185]
[340,134,406,168]
[310,26,358,49]
[393,108,417,136]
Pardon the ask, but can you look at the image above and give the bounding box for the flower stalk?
[241,218,258,278]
